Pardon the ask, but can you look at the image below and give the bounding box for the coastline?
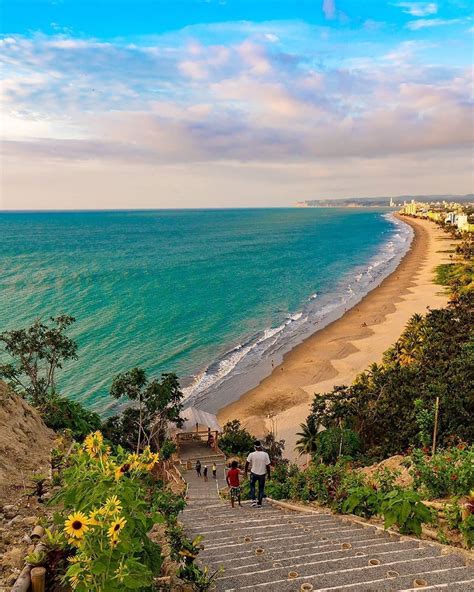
[217,215,454,460]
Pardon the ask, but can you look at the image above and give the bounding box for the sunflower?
[127,453,140,470]
[69,572,93,590]
[64,512,90,539]
[114,462,131,481]
[108,516,127,543]
[88,509,101,526]
[104,495,122,515]
[84,431,104,457]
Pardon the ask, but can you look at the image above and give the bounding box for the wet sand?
[218,216,454,461]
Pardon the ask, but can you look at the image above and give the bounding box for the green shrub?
[218,420,254,456]
[380,489,433,535]
[409,446,474,498]
[313,428,361,464]
[373,466,402,493]
[343,485,381,518]
[40,394,102,440]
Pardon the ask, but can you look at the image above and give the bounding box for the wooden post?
[31,567,46,592]
[431,397,440,457]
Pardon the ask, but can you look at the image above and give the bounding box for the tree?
[0,315,78,406]
[103,368,184,452]
[218,420,254,456]
[262,432,285,461]
[295,416,319,456]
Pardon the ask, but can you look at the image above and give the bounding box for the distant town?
[296,195,474,234]
[296,194,474,209]
[399,198,474,233]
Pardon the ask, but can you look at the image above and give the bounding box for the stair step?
[202,539,421,570]
[220,553,466,591]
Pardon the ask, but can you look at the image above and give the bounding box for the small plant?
[342,485,381,518]
[409,446,474,498]
[380,489,433,535]
[29,473,47,501]
[25,550,46,566]
[414,399,435,448]
[183,564,222,591]
[459,514,474,549]
[373,466,401,493]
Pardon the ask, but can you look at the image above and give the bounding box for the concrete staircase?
[180,460,474,591]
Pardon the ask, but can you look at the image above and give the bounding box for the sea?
[0,208,412,415]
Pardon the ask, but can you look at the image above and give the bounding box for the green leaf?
[400,500,411,524]
[384,511,397,529]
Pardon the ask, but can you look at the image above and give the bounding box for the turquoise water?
[0,208,411,414]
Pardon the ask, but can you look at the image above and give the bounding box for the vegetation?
[407,445,474,499]
[0,315,102,438]
[103,368,184,452]
[305,298,473,460]
[218,419,255,456]
[0,315,78,406]
[51,431,165,591]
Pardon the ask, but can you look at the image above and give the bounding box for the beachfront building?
[400,199,419,216]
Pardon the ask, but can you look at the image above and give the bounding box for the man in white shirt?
[245,441,271,508]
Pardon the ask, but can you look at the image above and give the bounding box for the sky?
[1,0,473,209]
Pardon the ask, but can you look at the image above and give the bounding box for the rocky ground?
[0,382,55,589]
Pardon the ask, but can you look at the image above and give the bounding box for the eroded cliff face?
[0,382,54,502]
[0,382,55,588]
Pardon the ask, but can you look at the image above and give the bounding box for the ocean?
[0,208,412,415]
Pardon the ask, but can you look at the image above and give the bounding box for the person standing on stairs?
[212,462,217,479]
[195,459,202,478]
[226,460,243,508]
[203,465,208,481]
[245,441,271,508]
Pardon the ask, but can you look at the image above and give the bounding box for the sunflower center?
[114,523,121,531]
[72,521,83,530]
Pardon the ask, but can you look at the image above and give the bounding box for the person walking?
[245,441,271,508]
[195,459,202,478]
[212,462,217,479]
[226,460,242,508]
[203,465,208,482]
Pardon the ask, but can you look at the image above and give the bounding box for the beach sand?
[217,216,454,461]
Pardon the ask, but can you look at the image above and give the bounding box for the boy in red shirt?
[226,460,242,508]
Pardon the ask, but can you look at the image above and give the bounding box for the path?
[180,448,473,591]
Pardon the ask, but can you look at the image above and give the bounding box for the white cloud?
[407,18,461,30]
[1,25,472,208]
[396,2,438,17]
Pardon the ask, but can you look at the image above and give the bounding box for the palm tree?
[295,417,319,456]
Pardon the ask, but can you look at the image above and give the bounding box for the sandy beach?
[218,215,454,460]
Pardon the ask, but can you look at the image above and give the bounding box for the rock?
[2,504,17,519]
[22,516,37,527]
[7,515,22,526]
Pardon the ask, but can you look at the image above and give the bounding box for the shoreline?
[217,215,453,460]
[184,211,411,412]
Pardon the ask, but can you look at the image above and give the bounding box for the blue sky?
[1,1,473,208]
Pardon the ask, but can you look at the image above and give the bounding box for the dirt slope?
[0,382,54,503]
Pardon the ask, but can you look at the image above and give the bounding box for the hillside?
[0,382,55,587]
[0,382,54,503]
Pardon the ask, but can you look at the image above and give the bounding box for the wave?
[182,212,413,410]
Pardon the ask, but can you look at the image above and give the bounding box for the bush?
[409,446,474,498]
[380,489,433,535]
[218,420,254,456]
[313,428,361,464]
[343,485,381,518]
[40,394,102,440]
